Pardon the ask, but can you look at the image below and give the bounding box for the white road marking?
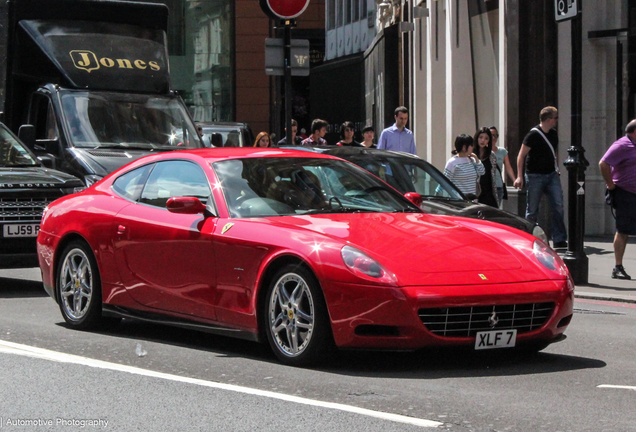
[0,339,442,428]
[597,385,636,391]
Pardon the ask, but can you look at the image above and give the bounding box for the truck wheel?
[57,241,103,330]
[264,264,333,366]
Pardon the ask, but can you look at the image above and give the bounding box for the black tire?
[56,240,103,330]
[263,264,334,366]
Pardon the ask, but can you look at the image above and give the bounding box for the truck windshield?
[0,126,39,167]
[60,92,202,149]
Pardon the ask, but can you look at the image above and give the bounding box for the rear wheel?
[264,264,333,366]
[57,241,103,330]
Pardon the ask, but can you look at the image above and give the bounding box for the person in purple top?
[377,106,416,155]
[599,119,636,280]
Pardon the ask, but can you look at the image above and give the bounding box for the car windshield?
[60,91,202,150]
[340,152,465,200]
[0,126,38,167]
[201,127,244,147]
[212,157,421,217]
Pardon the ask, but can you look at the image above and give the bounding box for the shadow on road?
[316,347,607,379]
[56,318,605,379]
[0,277,47,298]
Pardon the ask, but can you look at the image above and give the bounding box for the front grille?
[418,302,555,338]
[0,197,54,222]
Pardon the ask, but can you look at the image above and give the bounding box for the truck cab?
[2,0,203,185]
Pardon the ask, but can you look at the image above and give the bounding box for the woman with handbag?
[474,127,499,207]
[442,134,485,198]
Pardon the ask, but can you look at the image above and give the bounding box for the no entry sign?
[260,0,310,20]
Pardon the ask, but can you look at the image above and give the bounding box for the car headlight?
[341,245,397,284]
[84,175,103,187]
[532,225,548,243]
[533,239,568,276]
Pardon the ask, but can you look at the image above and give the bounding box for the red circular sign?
[264,0,310,19]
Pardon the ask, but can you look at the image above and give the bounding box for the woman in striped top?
[443,134,485,197]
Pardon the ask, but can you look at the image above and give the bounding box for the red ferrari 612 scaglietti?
[37,148,574,366]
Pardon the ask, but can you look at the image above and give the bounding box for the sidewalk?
[564,236,636,303]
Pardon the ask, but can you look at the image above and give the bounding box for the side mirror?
[404,192,423,207]
[166,196,207,214]
[18,124,36,150]
[37,155,55,169]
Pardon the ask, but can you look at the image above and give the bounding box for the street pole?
[562,1,589,284]
[283,20,294,144]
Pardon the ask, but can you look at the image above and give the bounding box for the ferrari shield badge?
[478,274,488,280]
[222,223,234,234]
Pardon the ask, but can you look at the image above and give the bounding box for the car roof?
[151,147,343,163]
[197,122,250,129]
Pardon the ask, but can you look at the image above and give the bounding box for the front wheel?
[56,241,103,330]
[264,264,333,366]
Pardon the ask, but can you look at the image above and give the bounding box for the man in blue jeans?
[514,106,568,249]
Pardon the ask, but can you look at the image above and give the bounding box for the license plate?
[474,329,517,350]
[3,224,40,238]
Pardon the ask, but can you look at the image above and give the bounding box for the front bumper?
[322,279,574,350]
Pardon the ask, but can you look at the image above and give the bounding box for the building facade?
[323,0,626,236]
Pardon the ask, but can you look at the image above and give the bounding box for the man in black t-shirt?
[514,106,567,249]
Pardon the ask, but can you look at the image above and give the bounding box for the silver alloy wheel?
[268,272,315,357]
[59,247,94,321]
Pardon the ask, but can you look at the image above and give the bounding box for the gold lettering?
[100,58,115,67]
[134,60,147,69]
[149,61,161,71]
[116,59,133,69]
[77,52,92,67]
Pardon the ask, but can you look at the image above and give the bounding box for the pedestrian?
[442,134,485,197]
[254,131,271,148]
[336,121,362,146]
[599,119,636,280]
[474,127,499,207]
[302,119,328,146]
[277,119,303,146]
[514,106,567,249]
[361,126,376,148]
[490,126,515,205]
[299,128,308,140]
[377,106,416,155]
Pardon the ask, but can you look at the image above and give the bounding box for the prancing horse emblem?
[488,311,499,328]
[222,223,234,234]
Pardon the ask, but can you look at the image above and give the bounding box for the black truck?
[0,0,203,186]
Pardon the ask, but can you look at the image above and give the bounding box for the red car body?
[37,148,573,364]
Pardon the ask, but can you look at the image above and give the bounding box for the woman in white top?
[490,126,516,205]
[442,134,485,197]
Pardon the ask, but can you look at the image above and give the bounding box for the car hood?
[420,199,535,233]
[69,148,170,177]
[267,213,554,286]
[0,167,83,186]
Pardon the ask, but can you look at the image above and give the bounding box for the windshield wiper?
[392,207,421,213]
[421,195,463,202]
[0,163,40,168]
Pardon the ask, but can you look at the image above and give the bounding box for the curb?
[574,291,636,304]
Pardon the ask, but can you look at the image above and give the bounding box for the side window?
[30,94,58,140]
[140,161,211,208]
[112,164,153,201]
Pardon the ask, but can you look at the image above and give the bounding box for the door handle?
[117,225,127,235]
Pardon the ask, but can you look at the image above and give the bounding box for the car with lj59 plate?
[0,122,84,268]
